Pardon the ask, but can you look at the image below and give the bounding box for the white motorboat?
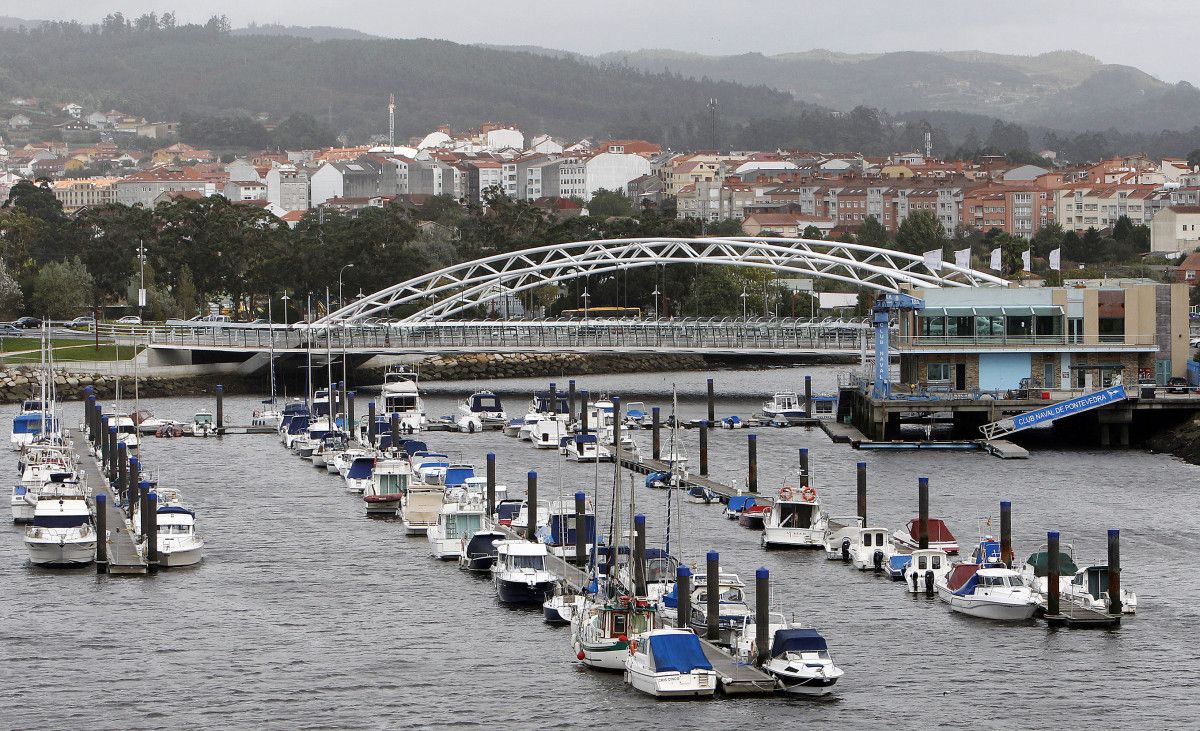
[427,498,485,560]
[24,494,95,567]
[153,502,205,568]
[510,500,550,538]
[402,483,444,535]
[903,548,952,595]
[502,417,525,438]
[457,391,505,432]
[587,396,636,450]
[676,571,751,646]
[411,452,450,485]
[624,628,716,698]
[937,563,1038,620]
[515,413,540,442]
[822,516,866,559]
[843,527,897,572]
[622,401,650,429]
[381,368,426,433]
[893,517,960,555]
[762,391,804,423]
[759,626,843,696]
[251,400,284,429]
[1019,546,1137,614]
[538,498,595,562]
[11,401,57,450]
[565,433,613,462]
[364,455,409,516]
[491,540,556,604]
[531,416,568,449]
[192,411,216,438]
[761,484,827,548]
[342,454,376,494]
[110,413,140,450]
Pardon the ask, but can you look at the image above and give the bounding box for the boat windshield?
[159,524,192,535]
[509,555,545,570]
[980,575,1024,587]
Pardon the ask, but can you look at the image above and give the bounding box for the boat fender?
[576,650,586,661]
[924,570,935,596]
[628,639,637,654]
[872,549,884,572]
[911,570,919,592]
[800,486,817,503]
[841,538,851,562]
[467,420,476,433]
[779,486,794,501]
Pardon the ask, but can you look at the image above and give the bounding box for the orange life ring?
[779,486,794,501]
[800,485,817,503]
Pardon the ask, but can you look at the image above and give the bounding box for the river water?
[2,365,1197,729]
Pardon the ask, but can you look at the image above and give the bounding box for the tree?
[175,265,198,318]
[30,259,92,318]
[587,189,633,218]
[894,211,946,254]
[855,215,888,247]
[1029,222,1065,258]
[1061,230,1086,263]
[706,219,743,236]
[272,112,334,150]
[801,225,824,240]
[0,261,22,318]
[1112,215,1133,242]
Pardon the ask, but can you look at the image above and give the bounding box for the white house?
[61,103,83,119]
[86,112,109,129]
[1150,206,1200,253]
[583,152,652,200]
[265,165,310,211]
[223,179,268,201]
[484,127,524,151]
[225,159,262,183]
[309,161,344,206]
[529,134,563,155]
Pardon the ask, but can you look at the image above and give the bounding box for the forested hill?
[0,21,795,145]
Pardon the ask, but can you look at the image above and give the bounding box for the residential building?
[1151,206,1200,253]
[265,165,309,211]
[116,167,208,207]
[50,177,119,212]
[310,156,388,206]
[742,212,835,238]
[961,183,1054,236]
[463,159,504,203]
[1056,184,1158,231]
[225,159,262,182]
[583,151,652,199]
[1172,251,1200,282]
[223,179,268,201]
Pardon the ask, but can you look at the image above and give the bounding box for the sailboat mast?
[268,298,277,403]
[305,294,313,406]
[325,287,333,419]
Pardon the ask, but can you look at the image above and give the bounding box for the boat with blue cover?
[723,495,755,519]
[537,499,595,561]
[11,409,58,451]
[342,455,376,494]
[761,628,844,695]
[624,628,716,698]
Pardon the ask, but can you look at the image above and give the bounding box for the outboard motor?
[872,549,884,572]
[924,570,935,596]
[911,570,919,592]
[840,537,851,562]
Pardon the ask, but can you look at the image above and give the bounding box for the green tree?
[894,210,946,254]
[706,218,743,236]
[1029,222,1064,258]
[801,224,824,240]
[1112,215,1133,242]
[0,261,22,318]
[175,265,198,318]
[30,258,92,319]
[856,215,889,247]
[587,189,634,218]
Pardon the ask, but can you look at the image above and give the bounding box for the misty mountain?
[230,23,380,41]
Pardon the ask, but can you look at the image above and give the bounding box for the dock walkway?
[620,455,744,500]
[71,430,146,574]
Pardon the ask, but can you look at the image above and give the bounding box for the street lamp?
[338,263,354,312]
[740,285,749,322]
[136,241,147,322]
[652,286,661,321]
[581,288,591,324]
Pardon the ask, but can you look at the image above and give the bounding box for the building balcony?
[896,333,1158,353]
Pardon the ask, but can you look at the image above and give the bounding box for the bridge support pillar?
[1100,423,1111,447]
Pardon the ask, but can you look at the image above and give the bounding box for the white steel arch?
[319,237,1010,323]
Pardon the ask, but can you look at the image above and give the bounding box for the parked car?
[0,324,23,338]
[12,316,41,329]
[70,316,95,327]
[117,315,142,325]
[1167,376,1190,394]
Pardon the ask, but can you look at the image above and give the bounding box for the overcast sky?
[23,1,1199,83]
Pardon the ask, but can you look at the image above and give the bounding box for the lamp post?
[741,286,749,322]
[581,288,591,325]
[652,286,660,321]
[136,241,147,323]
[338,263,354,312]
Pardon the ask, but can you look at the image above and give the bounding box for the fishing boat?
[822,516,866,559]
[903,548,952,595]
[761,484,828,548]
[492,540,556,603]
[401,483,444,535]
[381,367,427,433]
[364,455,409,516]
[192,411,216,438]
[573,593,661,670]
[24,494,95,567]
[624,628,716,698]
[845,527,897,571]
[457,391,505,432]
[154,502,205,568]
[936,563,1038,620]
[459,528,506,572]
[762,391,805,423]
[428,498,485,560]
[893,518,960,555]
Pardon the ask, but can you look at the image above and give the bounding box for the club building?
[896,280,1190,393]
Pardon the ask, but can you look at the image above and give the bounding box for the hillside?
[0,23,796,145]
[591,48,1198,133]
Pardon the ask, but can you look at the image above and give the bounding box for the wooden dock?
[821,420,868,444]
[620,455,745,500]
[71,431,147,574]
[1042,600,1121,628]
[980,439,1030,459]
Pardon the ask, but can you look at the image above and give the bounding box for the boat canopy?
[548,513,596,546]
[495,501,522,522]
[347,457,375,479]
[534,390,569,414]
[645,471,670,488]
[973,540,1001,564]
[575,433,599,445]
[1024,550,1079,578]
[32,510,90,528]
[727,495,756,512]
[402,440,428,455]
[771,628,828,657]
[12,413,57,435]
[907,518,956,542]
[287,416,310,435]
[157,505,196,518]
[283,402,309,415]
[468,392,502,413]
[445,466,475,487]
[649,632,713,673]
[946,563,981,596]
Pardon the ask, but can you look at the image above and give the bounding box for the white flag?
[1049,248,1061,271]
[922,248,944,271]
[1021,249,1031,271]
[954,248,971,269]
[989,247,1002,271]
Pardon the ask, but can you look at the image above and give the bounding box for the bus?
[560,307,642,320]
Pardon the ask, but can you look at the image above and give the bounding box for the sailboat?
[252,309,283,428]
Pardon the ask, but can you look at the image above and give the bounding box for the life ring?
[779,486,794,501]
[800,485,817,503]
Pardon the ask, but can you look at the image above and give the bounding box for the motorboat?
[903,548,952,595]
[494,499,524,526]
[516,413,541,442]
[502,417,525,438]
[342,455,376,494]
[24,494,95,567]
[11,402,57,450]
[719,415,745,429]
[381,367,427,433]
[844,527,897,571]
[251,403,283,429]
[401,483,444,535]
[685,485,719,505]
[428,498,485,560]
[543,586,585,624]
[531,417,568,449]
[315,433,350,471]
[759,627,844,696]
[510,500,550,538]
[761,484,827,548]
[459,529,506,572]
[154,502,205,568]
[192,411,216,438]
[457,391,505,432]
[936,563,1038,620]
[110,413,140,450]
[737,502,771,530]
[587,396,636,450]
[1020,546,1137,614]
[444,464,475,490]
[893,518,960,555]
[645,470,677,489]
[282,413,310,450]
[459,475,507,505]
[573,593,661,670]
[364,455,409,516]
[822,516,866,559]
[683,571,751,646]
[624,628,716,698]
[808,395,838,421]
[537,499,595,562]
[491,540,556,604]
[564,433,612,463]
[762,391,805,423]
[622,402,650,429]
[411,452,450,485]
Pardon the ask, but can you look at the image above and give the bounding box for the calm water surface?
[2,365,1197,729]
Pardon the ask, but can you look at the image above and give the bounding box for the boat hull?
[496,578,555,604]
[761,527,823,548]
[364,498,401,516]
[26,538,95,567]
[937,586,1038,620]
[575,641,630,671]
[159,541,204,567]
[625,665,716,698]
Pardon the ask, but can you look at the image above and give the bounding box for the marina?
[3,366,1195,727]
